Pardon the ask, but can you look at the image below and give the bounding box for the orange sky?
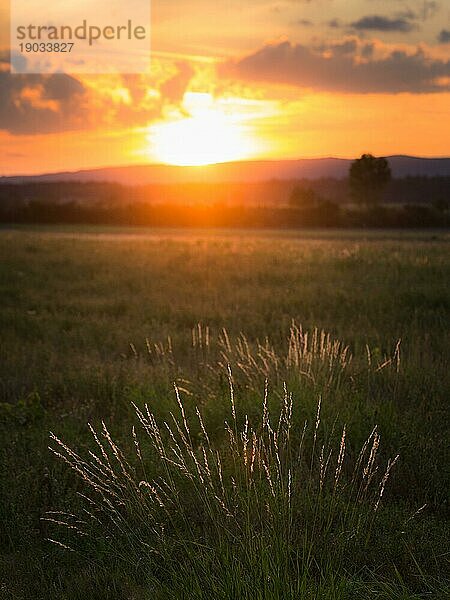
[1,0,449,174]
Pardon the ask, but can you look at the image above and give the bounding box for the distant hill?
[2,156,450,185]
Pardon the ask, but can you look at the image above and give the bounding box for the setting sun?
[146,92,260,166]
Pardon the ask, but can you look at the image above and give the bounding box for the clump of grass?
[216,322,353,393]
[140,321,401,403]
[48,370,399,598]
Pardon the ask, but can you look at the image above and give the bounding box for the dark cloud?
[220,40,450,94]
[297,19,313,27]
[9,52,27,72]
[315,39,359,56]
[327,19,341,29]
[41,73,85,101]
[327,39,358,55]
[0,52,196,135]
[0,52,88,134]
[351,15,415,33]
[361,42,375,59]
[326,5,439,33]
[374,2,439,24]
[438,29,450,43]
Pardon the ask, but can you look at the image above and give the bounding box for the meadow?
[0,227,449,599]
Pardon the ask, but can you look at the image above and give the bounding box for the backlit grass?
[0,227,449,598]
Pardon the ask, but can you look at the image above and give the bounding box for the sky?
[0,0,449,174]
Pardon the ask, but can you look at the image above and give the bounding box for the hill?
[2,156,450,185]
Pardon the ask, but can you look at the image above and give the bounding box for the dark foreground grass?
[0,227,449,599]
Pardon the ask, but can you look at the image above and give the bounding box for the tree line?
[0,155,449,228]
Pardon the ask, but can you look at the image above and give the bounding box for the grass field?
[1,227,449,599]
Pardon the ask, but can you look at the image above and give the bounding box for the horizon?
[1,1,450,175]
[1,154,450,180]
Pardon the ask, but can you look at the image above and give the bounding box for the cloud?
[103,64,195,126]
[220,39,450,94]
[327,19,341,29]
[41,72,85,101]
[361,42,375,58]
[160,61,195,104]
[0,52,89,134]
[376,3,440,25]
[297,19,313,27]
[350,15,415,33]
[438,29,450,43]
[326,6,439,33]
[0,53,196,135]
[325,39,358,55]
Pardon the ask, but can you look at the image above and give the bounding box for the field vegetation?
[1,227,449,599]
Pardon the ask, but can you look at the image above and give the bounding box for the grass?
[0,226,449,599]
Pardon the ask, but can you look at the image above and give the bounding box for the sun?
[146,93,259,166]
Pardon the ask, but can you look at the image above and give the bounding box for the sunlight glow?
[146,93,261,166]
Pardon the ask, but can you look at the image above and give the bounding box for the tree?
[349,154,391,205]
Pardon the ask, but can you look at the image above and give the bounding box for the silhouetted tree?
[349,154,391,205]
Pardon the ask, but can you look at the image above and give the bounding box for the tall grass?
[139,321,398,397]
[48,326,401,598]
[2,231,448,598]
